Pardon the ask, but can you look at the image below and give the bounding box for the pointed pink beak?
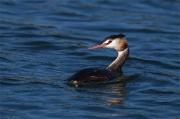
[88,43,106,50]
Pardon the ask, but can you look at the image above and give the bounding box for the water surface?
[0,0,180,119]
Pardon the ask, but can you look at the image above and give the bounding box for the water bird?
[68,34,129,87]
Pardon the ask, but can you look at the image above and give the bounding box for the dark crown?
[105,33,125,40]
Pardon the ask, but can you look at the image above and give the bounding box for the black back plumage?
[67,68,120,86]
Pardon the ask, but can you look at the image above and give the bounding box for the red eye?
[107,40,112,44]
[104,40,112,45]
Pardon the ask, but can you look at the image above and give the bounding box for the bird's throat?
[107,48,129,72]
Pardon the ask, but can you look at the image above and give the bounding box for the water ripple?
[0,0,180,119]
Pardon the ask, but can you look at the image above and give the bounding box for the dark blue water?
[0,0,180,119]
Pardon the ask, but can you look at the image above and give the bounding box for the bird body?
[67,34,129,87]
[68,68,120,87]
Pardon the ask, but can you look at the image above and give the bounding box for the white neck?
[106,48,129,72]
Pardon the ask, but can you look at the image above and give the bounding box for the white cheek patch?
[106,40,117,48]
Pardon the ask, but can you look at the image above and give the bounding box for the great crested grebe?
[68,34,129,87]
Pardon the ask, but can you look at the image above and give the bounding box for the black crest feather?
[105,33,125,40]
